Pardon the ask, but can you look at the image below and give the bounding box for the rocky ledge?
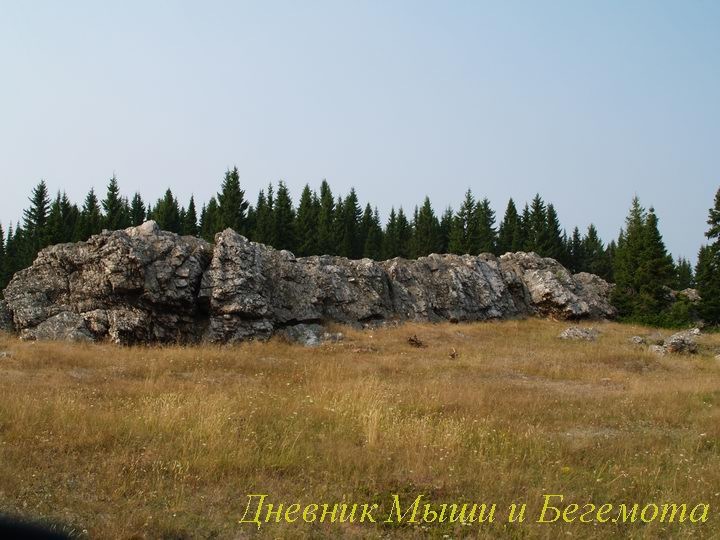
[0,221,616,344]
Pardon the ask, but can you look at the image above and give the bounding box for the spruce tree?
[130,193,146,226]
[526,194,548,254]
[544,204,566,262]
[475,198,497,254]
[102,175,129,230]
[316,180,335,255]
[412,197,440,257]
[382,208,400,259]
[76,188,103,240]
[675,257,694,290]
[358,204,374,257]
[295,185,318,256]
[448,190,478,255]
[396,208,412,258]
[217,167,249,234]
[497,198,521,255]
[633,208,675,321]
[0,223,4,289]
[273,181,296,251]
[337,189,362,258]
[200,197,221,242]
[151,189,182,233]
[611,196,647,317]
[568,227,584,272]
[183,196,199,236]
[47,192,65,244]
[363,207,383,260]
[23,180,51,255]
[696,187,720,324]
[252,189,274,245]
[438,207,453,254]
[582,224,610,278]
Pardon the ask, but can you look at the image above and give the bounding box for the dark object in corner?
[0,515,70,540]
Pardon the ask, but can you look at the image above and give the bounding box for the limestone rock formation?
[558,326,600,341]
[2,223,617,344]
[3,221,212,343]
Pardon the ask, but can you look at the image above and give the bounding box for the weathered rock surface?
[663,328,700,354]
[2,223,617,344]
[558,326,600,341]
[3,221,212,343]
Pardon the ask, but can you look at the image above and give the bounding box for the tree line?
[0,168,716,327]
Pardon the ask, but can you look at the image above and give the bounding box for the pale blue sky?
[1,1,718,261]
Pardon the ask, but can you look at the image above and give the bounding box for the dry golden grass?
[0,319,719,539]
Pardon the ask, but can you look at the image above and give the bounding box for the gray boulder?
[663,329,700,354]
[558,326,600,341]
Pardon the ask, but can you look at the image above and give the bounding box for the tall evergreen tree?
[151,189,182,233]
[497,198,521,254]
[76,188,103,240]
[273,181,296,251]
[102,175,129,230]
[696,187,720,324]
[200,196,221,242]
[568,226,584,272]
[544,204,566,261]
[475,198,497,254]
[363,207,383,260]
[675,257,694,290]
[383,207,400,259]
[338,189,362,258]
[448,190,478,255]
[582,224,610,279]
[23,180,51,256]
[251,189,274,245]
[217,167,249,234]
[633,208,675,320]
[611,196,647,317]
[130,193,146,226]
[0,223,5,289]
[295,185,318,256]
[316,180,335,256]
[183,196,198,236]
[412,197,440,257]
[526,194,548,254]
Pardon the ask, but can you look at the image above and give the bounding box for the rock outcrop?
[2,223,616,344]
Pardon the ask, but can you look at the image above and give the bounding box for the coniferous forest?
[1,168,718,327]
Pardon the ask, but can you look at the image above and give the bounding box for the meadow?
[0,319,718,539]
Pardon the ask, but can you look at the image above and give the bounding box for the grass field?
[0,319,719,539]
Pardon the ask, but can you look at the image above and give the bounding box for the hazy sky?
[1,1,718,261]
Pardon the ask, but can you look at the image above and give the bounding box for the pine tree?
[130,193,146,226]
[217,167,249,234]
[396,208,412,258]
[273,181,296,251]
[76,188,103,240]
[47,192,65,244]
[294,185,318,256]
[412,197,440,258]
[102,175,129,230]
[438,207,453,254]
[183,196,198,236]
[497,198,521,255]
